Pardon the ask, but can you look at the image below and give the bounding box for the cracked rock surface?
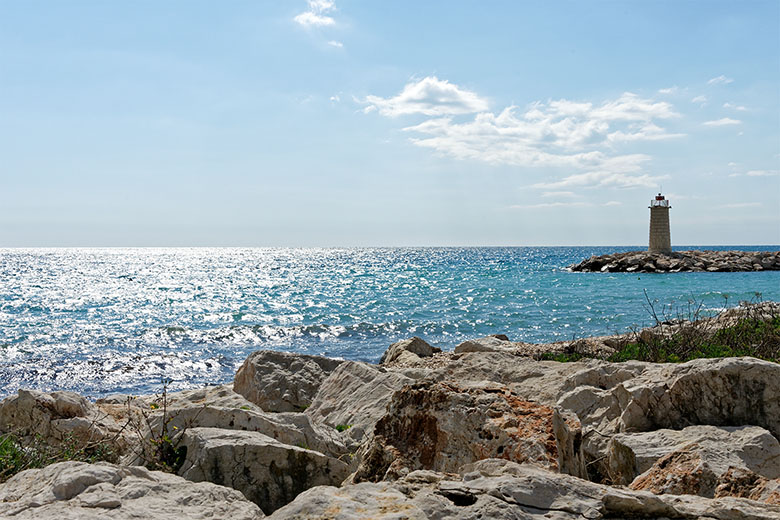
[0,461,264,519]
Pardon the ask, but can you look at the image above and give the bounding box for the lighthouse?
[648,193,672,254]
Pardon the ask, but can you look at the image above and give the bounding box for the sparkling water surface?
[1,247,778,398]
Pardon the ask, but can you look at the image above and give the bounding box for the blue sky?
[1,1,778,246]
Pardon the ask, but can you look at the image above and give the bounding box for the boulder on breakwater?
[569,249,780,273]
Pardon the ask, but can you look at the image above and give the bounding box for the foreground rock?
[0,461,263,519]
[607,425,780,488]
[305,361,415,448]
[268,459,780,519]
[570,249,780,272]
[234,350,343,412]
[353,380,586,482]
[0,389,141,458]
[179,427,350,514]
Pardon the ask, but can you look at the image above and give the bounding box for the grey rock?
[179,427,350,514]
[607,425,780,487]
[234,350,343,412]
[380,337,439,364]
[0,461,263,519]
[305,361,413,448]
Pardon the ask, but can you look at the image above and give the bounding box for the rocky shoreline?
[569,249,780,273]
[1,302,779,519]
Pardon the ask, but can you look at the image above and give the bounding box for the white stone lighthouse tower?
[648,193,672,254]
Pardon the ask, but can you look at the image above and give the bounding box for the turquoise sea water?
[1,246,778,398]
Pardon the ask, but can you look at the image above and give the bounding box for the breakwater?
[570,249,780,273]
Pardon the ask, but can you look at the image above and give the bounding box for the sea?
[1,246,778,398]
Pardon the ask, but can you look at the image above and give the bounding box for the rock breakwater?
[569,249,780,273]
[1,303,779,518]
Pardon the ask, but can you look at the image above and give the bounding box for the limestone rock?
[352,381,586,483]
[0,389,141,457]
[553,357,780,485]
[380,337,439,365]
[0,461,263,519]
[145,404,347,459]
[305,361,413,448]
[268,460,780,520]
[454,335,515,354]
[234,350,343,412]
[607,425,780,487]
[178,427,350,514]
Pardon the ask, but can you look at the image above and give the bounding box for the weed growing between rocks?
[0,431,116,483]
[128,379,191,473]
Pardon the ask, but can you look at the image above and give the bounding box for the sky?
[1,0,778,246]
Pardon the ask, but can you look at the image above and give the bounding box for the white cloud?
[362,76,489,117]
[724,202,762,208]
[327,40,343,48]
[294,11,335,27]
[510,201,592,209]
[294,0,336,27]
[532,168,664,190]
[329,94,340,102]
[541,191,577,198]
[708,75,734,85]
[727,162,739,167]
[746,170,779,177]
[691,95,707,105]
[603,201,622,206]
[658,86,678,94]
[364,80,686,190]
[722,102,747,111]
[703,117,742,127]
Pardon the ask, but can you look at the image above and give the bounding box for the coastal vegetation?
[0,432,116,483]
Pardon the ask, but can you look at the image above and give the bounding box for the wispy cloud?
[746,170,779,177]
[362,76,489,117]
[708,75,734,86]
[510,200,624,209]
[724,202,761,208]
[691,95,707,106]
[541,191,577,198]
[658,86,678,95]
[364,79,687,189]
[327,40,343,48]
[703,117,741,127]
[723,102,747,111]
[294,0,336,27]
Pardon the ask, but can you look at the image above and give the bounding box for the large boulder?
[556,357,780,481]
[0,389,141,458]
[305,361,414,448]
[145,405,347,459]
[0,461,263,519]
[352,381,586,482]
[178,427,350,514]
[268,459,780,520]
[379,337,439,365]
[628,440,780,500]
[616,357,780,437]
[607,425,780,487]
[234,351,343,412]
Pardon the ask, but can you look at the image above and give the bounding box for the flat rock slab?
[268,459,780,520]
[0,461,263,519]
